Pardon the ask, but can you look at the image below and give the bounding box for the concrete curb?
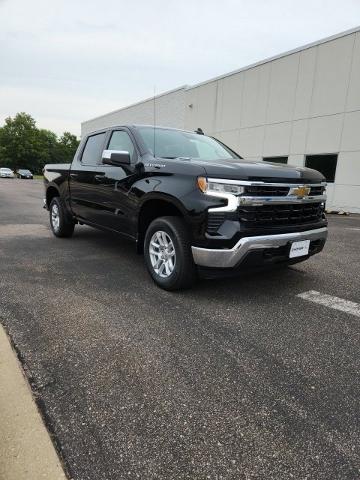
[0,324,67,480]
[325,209,350,215]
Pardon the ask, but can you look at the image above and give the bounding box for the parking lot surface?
[0,179,359,480]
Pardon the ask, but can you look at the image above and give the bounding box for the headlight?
[197,177,245,195]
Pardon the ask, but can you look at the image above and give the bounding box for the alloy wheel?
[51,203,60,232]
[149,230,176,278]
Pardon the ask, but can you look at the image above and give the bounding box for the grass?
[33,175,44,180]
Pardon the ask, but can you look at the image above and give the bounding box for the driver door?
[90,129,138,236]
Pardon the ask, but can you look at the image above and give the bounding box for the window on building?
[81,133,106,165]
[305,154,338,183]
[263,156,288,164]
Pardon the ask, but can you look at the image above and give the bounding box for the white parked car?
[0,168,15,178]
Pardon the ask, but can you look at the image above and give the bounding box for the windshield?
[19,169,31,174]
[137,127,240,161]
[0,168,12,172]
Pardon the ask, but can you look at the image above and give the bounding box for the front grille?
[244,185,324,197]
[238,203,324,227]
[245,186,289,196]
[309,186,324,195]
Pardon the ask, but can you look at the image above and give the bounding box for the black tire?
[49,197,75,238]
[144,216,196,291]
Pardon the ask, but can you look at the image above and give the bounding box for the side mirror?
[102,149,131,166]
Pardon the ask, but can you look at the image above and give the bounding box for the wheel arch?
[137,194,188,253]
[46,184,60,208]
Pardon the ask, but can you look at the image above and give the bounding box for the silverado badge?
[289,185,311,197]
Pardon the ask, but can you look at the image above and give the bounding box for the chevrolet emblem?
[289,185,311,197]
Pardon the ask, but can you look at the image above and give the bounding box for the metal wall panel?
[81,28,360,211]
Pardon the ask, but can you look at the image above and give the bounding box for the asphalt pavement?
[0,178,359,480]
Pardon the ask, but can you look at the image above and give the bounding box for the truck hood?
[191,158,325,184]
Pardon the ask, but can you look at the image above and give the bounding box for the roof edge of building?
[82,85,188,125]
[187,25,360,90]
[82,25,360,125]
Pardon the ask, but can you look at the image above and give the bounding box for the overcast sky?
[1,0,359,137]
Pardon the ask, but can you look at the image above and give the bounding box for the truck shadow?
[72,226,314,302]
[193,265,308,299]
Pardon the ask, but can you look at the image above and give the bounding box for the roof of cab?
[84,124,201,137]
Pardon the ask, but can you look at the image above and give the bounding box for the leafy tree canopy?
[0,113,80,174]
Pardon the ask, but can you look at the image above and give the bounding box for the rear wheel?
[49,197,75,238]
[144,216,196,290]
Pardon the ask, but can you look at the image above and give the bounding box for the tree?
[0,113,39,171]
[0,113,80,174]
[34,129,59,172]
[57,132,80,163]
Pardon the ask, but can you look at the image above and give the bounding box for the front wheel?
[144,216,196,291]
[49,197,75,238]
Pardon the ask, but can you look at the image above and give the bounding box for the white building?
[82,26,360,213]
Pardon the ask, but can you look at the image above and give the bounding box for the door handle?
[70,173,78,179]
[94,175,104,182]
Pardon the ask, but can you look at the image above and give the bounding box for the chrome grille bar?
[238,194,326,205]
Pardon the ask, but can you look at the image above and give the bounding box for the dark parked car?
[17,169,33,179]
[43,125,328,290]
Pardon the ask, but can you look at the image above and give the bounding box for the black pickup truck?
[43,125,328,290]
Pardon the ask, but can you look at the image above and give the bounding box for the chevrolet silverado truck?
[43,125,328,290]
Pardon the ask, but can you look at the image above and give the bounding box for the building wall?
[184,30,360,212]
[81,87,186,136]
[81,27,360,212]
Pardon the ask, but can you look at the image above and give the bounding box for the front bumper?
[191,227,328,269]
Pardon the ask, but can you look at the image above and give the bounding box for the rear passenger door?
[69,131,108,224]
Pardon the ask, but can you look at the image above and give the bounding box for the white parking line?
[297,290,360,318]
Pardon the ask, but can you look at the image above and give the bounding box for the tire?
[49,197,75,238]
[144,216,196,291]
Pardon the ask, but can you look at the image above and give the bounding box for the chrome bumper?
[191,227,328,269]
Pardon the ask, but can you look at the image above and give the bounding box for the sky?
[1,0,360,137]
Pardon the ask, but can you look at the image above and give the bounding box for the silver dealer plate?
[289,240,310,258]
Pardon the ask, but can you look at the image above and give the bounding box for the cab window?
[81,133,106,166]
[108,131,135,162]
